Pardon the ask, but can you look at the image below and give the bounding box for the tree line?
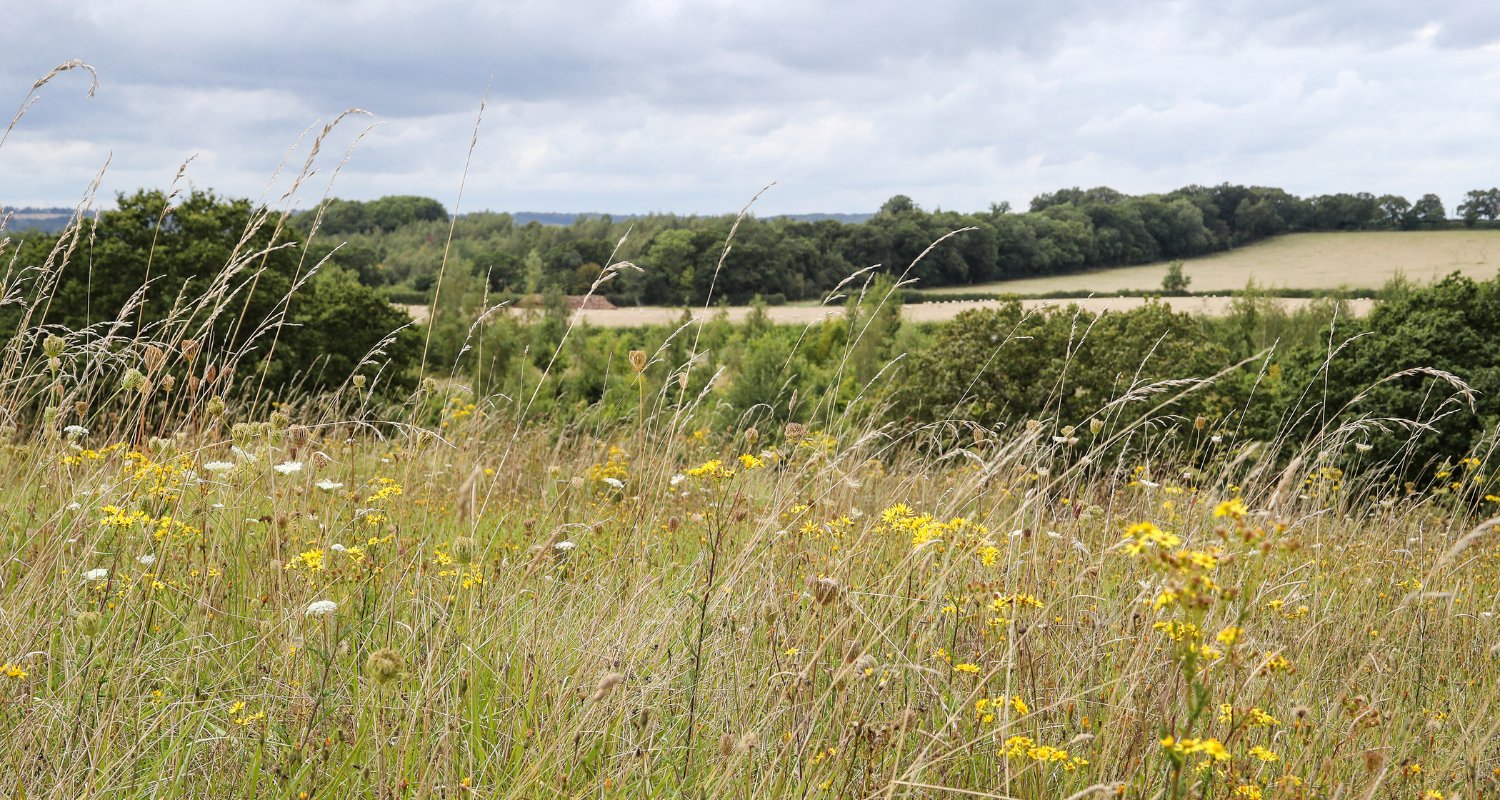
[292,184,1491,308]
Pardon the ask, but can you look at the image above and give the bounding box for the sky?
[3,1,1500,217]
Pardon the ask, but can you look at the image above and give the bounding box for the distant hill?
[500,211,872,226]
[2,207,98,233]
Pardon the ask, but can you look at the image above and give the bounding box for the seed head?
[719,733,735,757]
[808,576,841,606]
[43,334,65,359]
[628,350,648,372]
[160,375,176,393]
[203,364,218,384]
[269,411,292,430]
[589,673,624,703]
[1194,415,1207,430]
[311,451,330,470]
[451,536,477,565]
[1293,704,1310,720]
[676,371,689,389]
[76,611,103,638]
[121,368,144,391]
[288,425,310,447]
[366,648,405,686]
[206,396,226,417]
[1089,419,1104,434]
[180,339,201,362]
[352,375,367,389]
[74,401,88,418]
[142,345,165,374]
[421,377,438,393]
[744,427,759,447]
[666,515,681,532]
[785,422,808,443]
[1361,749,1386,774]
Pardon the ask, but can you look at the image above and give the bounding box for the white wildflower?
[1210,435,1223,444]
[273,461,303,475]
[553,541,577,552]
[669,473,686,486]
[330,543,347,552]
[137,554,156,566]
[64,425,88,438]
[231,445,257,463]
[1355,443,1373,452]
[603,477,624,489]
[315,479,344,492]
[83,568,109,581]
[305,600,338,618]
[203,461,235,473]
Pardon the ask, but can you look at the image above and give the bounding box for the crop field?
[926,230,1500,296]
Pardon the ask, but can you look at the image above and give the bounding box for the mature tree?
[1411,194,1447,225]
[1457,189,1500,226]
[13,189,418,394]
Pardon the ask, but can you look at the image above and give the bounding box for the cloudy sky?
[3,1,1500,216]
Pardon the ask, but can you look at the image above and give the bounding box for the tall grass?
[2,63,1499,800]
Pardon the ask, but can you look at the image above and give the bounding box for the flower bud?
[76,611,103,638]
[121,368,144,391]
[43,334,65,359]
[352,375,367,389]
[451,536,477,565]
[206,396,226,417]
[269,411,291,430]
[366,648,405,686]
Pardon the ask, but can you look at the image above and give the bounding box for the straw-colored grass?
[927,230,1500,296]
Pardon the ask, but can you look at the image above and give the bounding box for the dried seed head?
[808,576,841,606]
[1194,415,1207,430]
[843,640,864,665]
[666,515,681,532]
[366,648,405,686]
[451,537,477,566]
[589,673,624,703]
[784,422,808,443]
[160,375,176,393]
[180,339,201,362]
[187,376,201,395]
[760,601,779,624]
[203,364,218,384]
[75,611,103,638]
[676,371,689,389]
[570,476,585,490]
[74,401,88,418]
[744,427,759,446]
[628,350,648,372]
[719,733,735,757]
[1025,419,1043,433]
[735,731,758,752]
[631,708,650,729]
[853,653,877,673]
[288,425,310,447]
[142,345,165,374]
[311,451,330,470]
[1361,749,1386,774]
[1293,704,1310,720]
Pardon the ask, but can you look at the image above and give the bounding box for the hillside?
[925,230,1500,295]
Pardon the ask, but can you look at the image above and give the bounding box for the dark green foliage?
[11,189,419,395]
[1161,261,1191,295]
[1273,273,1500,473]
[295,184,1460,310]
[898,300,1230,427]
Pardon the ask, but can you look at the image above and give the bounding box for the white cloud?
[2,1,1499,214]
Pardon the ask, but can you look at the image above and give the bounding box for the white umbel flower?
[83,568,109,581]
[315,479,344,492]
[273,461,303,475]
[305,600,338,617]
[203,461,235,473]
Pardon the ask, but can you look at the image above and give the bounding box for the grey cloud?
[2,0,1499,214]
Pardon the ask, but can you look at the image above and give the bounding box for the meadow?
[3,324,1500,799]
